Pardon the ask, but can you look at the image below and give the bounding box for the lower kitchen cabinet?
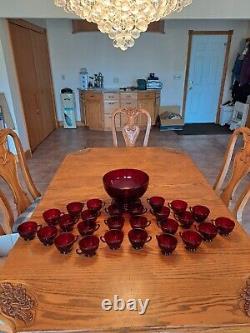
[79,89,161,130]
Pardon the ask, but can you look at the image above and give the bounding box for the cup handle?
[174,213,179,221]
[76,248,82,255]
[95,224,100,231]
[146,235,152,243]
[100,236,106,243]
[146,220,151,227]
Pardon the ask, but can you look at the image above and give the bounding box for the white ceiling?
[1,0,250,20]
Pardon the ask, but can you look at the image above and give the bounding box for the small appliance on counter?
[137,79,147,90]
[61,88,77,129]
[89,72,104,89]
[147,72,163,90]
[79,68,89,90]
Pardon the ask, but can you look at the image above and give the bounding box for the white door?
[185,34,228,123]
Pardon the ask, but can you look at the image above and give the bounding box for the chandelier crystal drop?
[54,0,192,50]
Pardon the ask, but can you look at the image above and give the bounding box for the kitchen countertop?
[78,88,161,93]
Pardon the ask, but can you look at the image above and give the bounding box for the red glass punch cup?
[81,209,98,223]
[129,216,151,229]
[154,206,171,222]
[156,234,178,256]
[87,198,104,213]
[54,233,78,254]
[158,218,179,235]
[147,196,165,213]
[77,221,100,236]
[76,235,100,257]
[105,204,123,217]
[43,208,61,226]
[168,200,188,215]
[37,225,58,246]
[100,229,124,250]
[17,221,38,241]
[59,214,75,232]
[179,230,203,252]
[66,201,84,218]
[175,211,194,229]
[213,217,235,236]
[104,216,125,230]
[128,228,152,250]
[196,222,217,242]
[190,205,210,223]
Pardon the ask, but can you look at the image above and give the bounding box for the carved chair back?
[0,129,40,234]
[214,127,250,223]
[112,108,152,147]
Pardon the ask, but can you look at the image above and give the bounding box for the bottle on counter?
[80,68,89,90]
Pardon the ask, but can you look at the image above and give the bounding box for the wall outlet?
[113,77,119,84]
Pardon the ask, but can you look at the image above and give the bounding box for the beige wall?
[47,19,250,121]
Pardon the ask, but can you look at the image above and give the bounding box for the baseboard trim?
[58,121,85,127]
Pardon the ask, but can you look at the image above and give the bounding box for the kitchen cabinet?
[79,89,161,130]
[84,92,103,130]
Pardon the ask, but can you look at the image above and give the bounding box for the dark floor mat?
[175,123,232,135]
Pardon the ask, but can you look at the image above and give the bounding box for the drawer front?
[103,93,119,101]
[120,100,137,108]
[85,92,102,101]
[120,92,137,101]
[104,101,120,114]
[138,91,154,100]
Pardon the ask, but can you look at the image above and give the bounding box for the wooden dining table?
[0,147,250,333]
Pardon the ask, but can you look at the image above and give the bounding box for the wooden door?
[31,30,56,140]
[185,34,228,123]
[8,20,56,151]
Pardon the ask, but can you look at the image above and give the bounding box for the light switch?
[173,74,181,80]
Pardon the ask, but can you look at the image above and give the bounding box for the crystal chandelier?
[54,0,192,50]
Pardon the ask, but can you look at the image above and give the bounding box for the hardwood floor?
[25,127,249,233]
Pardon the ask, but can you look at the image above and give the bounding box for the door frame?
[182,30,233,124]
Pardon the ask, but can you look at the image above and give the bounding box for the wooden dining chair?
[112,107,152,147]
[0,129,41,235]
[214,127,250,223]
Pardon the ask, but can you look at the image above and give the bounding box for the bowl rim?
[103,168,149,189]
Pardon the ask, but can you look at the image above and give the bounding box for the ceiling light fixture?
[54,0,192,50]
